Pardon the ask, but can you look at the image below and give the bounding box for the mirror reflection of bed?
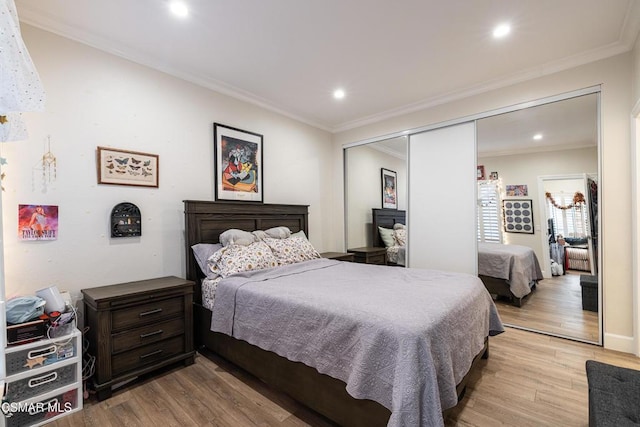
[477,242,543,307]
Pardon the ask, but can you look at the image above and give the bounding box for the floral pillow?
[208,241,278,278]
[393,228,407,246]
[263,236,321,265]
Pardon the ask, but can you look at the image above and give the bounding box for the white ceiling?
[15,0,640,132]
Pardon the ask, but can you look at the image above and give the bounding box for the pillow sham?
[192,243,223,278]
[378,226,395,248]
[263,236,321,265]
[393,228,407,246]
[208,241,278,278]
[219,229,256,247]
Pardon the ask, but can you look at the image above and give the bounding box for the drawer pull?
[140,349,163,360]
[28,345,56,359]
[139,308,163,317]
[140,329,164,339]
[28,371,58,388]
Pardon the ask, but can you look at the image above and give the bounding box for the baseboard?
[604,332,636,354]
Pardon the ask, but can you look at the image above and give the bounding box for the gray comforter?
[478,242,544,298]
[211,258,503,427]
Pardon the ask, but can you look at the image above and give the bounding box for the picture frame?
[505,184,528,196]
[503,199,534,234]
[477,165,485,180]
[381,168,398,209]
[97,147,159,187]
[489,171,499,180]
[214,123,263,202]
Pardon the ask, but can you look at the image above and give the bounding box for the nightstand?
[320,252,355,262]
[82,276,195,401]
[347,247,387,265]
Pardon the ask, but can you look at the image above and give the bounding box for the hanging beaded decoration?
[41,135,57,184]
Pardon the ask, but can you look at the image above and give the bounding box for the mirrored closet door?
[344,137,407,250]
[476,92,600,344]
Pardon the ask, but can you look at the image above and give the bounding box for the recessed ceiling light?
[333,89,345,100]
[170,1,189,18]
[533,133,543,140]
[493,23,511,39]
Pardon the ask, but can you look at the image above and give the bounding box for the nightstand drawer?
[112,335,185,376]
[111,296,184,330]
[348,247,388,264]
[366,254,387,265]
[112,317,185,353]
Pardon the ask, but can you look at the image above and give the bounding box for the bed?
[185,200,503,427]
[372,208,406,266]
[477,242,544,307]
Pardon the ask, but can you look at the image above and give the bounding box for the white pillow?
[252,226,292,241]
[219,229,256,247]
[208,241,278,278]
[290,229,307,240]
[265,226,291,239]
[378,227,395,247]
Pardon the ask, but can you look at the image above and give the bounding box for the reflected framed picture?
[381,168,397,209]
[97,147,159,187]
[214,123,263,202]
[506,184,528,196]
[477,165,485,180]
[503,199,534,234]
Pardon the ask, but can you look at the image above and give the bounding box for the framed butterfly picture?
[97,147,159,187]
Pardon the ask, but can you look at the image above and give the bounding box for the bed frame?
[184,200,487,427]
[371,208,406,266]
[478,275,534,307]
[371,208,406,248]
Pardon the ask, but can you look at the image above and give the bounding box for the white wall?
[2,25,333,299]
[345,145,406,248]
[333,53,635,352]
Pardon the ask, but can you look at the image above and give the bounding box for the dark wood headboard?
[371,208,406,247]
[184,200,309,289]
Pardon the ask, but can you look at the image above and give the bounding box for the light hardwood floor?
[52,327,640,427]
[494,271,599,342]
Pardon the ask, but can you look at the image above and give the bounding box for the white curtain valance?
[0,0,46,141]
[0,0,46,113]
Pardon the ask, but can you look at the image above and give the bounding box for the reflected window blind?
[477,181,501,242]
